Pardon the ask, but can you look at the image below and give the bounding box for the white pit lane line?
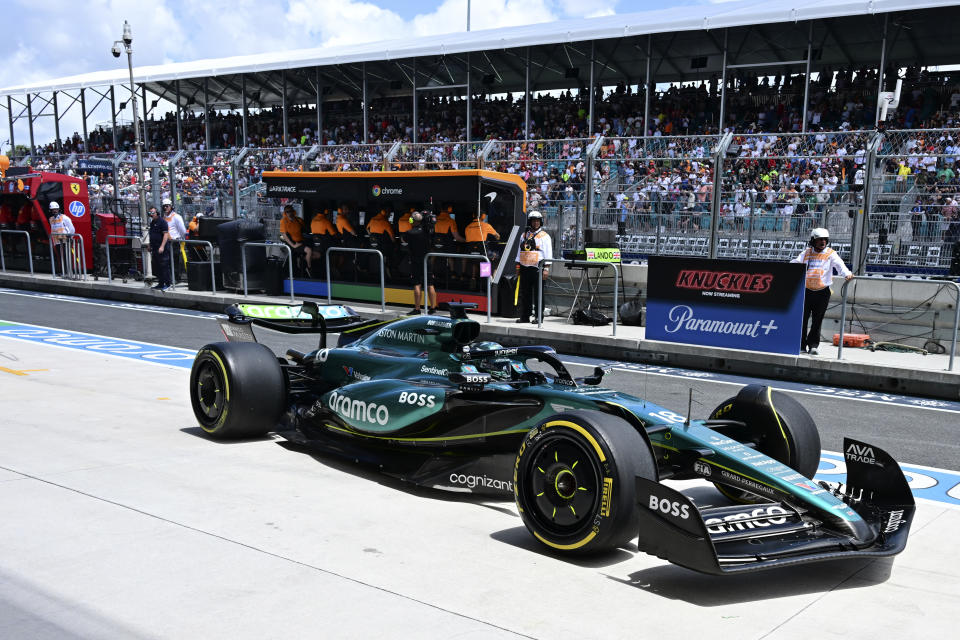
[0,288,220,319]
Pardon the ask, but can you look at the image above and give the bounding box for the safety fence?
[7,128,960,276]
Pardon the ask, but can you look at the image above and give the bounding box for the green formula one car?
[190,302,915,575]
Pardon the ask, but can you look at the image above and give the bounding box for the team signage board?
[646,256,804,354]
[585,247,621,263]
[77,158,115,174]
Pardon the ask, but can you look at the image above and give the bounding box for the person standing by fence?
[148,206,171,291]
[48,201,75,275]
[514,211,552,324]
[791,227,853,355]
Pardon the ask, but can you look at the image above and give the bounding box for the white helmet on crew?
[162,198,173,206]
[527,210,543,225]
[809,227,829,246]
[49,201,60,211]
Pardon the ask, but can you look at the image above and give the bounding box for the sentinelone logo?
[371,185,402,197]
[0,321,195,368]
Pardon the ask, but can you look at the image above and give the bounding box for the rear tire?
[190,342,285,439]
[708,384,821,501]
[514,410,656,555]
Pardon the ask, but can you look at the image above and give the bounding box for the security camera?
[122,21,132,46]
[111,43,122,58]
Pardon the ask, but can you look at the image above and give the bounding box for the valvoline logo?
[68,201,86,217]
[371,185,382,197]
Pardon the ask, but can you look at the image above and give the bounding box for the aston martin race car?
[189,301,915,575]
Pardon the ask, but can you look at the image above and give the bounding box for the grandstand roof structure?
[4,0,960,152]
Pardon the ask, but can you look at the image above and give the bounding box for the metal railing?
[425,252,491,322]
[325,247,385,312]
[537,258,620,336]
[836,276,959,371]
[241,241,289,301]
[0,230,34,274]
[49,233,87,280]
[105,234,146,282]
[169,239,217,294]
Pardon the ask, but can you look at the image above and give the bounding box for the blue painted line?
[0,321,196,368]
[561,353,960,413]
[816,452,960,508]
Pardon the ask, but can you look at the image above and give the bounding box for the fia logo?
[693,461,712,477]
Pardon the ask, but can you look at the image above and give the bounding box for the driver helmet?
[809,227,829,246]
[49,201,60,212]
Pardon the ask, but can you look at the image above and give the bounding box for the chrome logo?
[371,185,381,197]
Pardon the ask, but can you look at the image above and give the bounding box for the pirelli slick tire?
[709,384,821,502]
[514,410,656,555]
[190,342,285,439]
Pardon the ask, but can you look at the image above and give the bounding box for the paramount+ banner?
[646,256,805,354]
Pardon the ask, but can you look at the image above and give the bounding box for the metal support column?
[588,41,595,136]
[52,91,61,152]
[203,78,211,151]
[241,74,248,147]
[80,88,88,152]
[141,86,150,151]
[315,67,322,143]
[412,59,418,142]
[718,30,728,132]
[282,69,289,146]
[7,96,14,152]
[175,80,183,150]
[801,21,812,133]
[524,48,531,139]
[708,132,733,259]
[110,86,118,151]
[27,94,35,154]
[853,135,881,274]
[644,36,652,137]
[361,63,368,144]
[875,14,889,125]
[465,54,471,143]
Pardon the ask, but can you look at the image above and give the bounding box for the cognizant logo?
[328,391,389,425]
[448,473,513,491]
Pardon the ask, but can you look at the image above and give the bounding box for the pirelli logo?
[600,477,613,517]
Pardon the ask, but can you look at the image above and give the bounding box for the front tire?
[708,384,821,501]
[190,342,285,439]
[514,410,656,555]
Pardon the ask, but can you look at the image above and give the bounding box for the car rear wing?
[633,438,915,574]
[218,301,384,348]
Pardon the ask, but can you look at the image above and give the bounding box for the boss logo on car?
[648,495,690,519]
[328,392,390,425]
[398,391,438,407]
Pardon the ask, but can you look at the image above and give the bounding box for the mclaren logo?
[328,391,389,425]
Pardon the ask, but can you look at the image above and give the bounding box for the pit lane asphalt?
[1,288,957,472]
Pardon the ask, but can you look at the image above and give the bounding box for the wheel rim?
[523,434,603,536]
[195,360,226,426]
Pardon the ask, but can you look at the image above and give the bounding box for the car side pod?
[633,438,916,575]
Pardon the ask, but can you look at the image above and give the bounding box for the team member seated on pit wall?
[433,205,465,286]
[308,209,339,277]
[366,208,398,280]
[791,227,853,356]
[464,212,501,289]
[48,201,75,274]
[279,205,311,277]
[406,211,438,314]
[514,210,552,324]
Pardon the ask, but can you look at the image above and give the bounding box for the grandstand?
[3,0,960,275]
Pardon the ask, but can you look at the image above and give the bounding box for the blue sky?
[1,0,719,149]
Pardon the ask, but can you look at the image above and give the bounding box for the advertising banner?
[77,158,115,174]
[646,256,804,354]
